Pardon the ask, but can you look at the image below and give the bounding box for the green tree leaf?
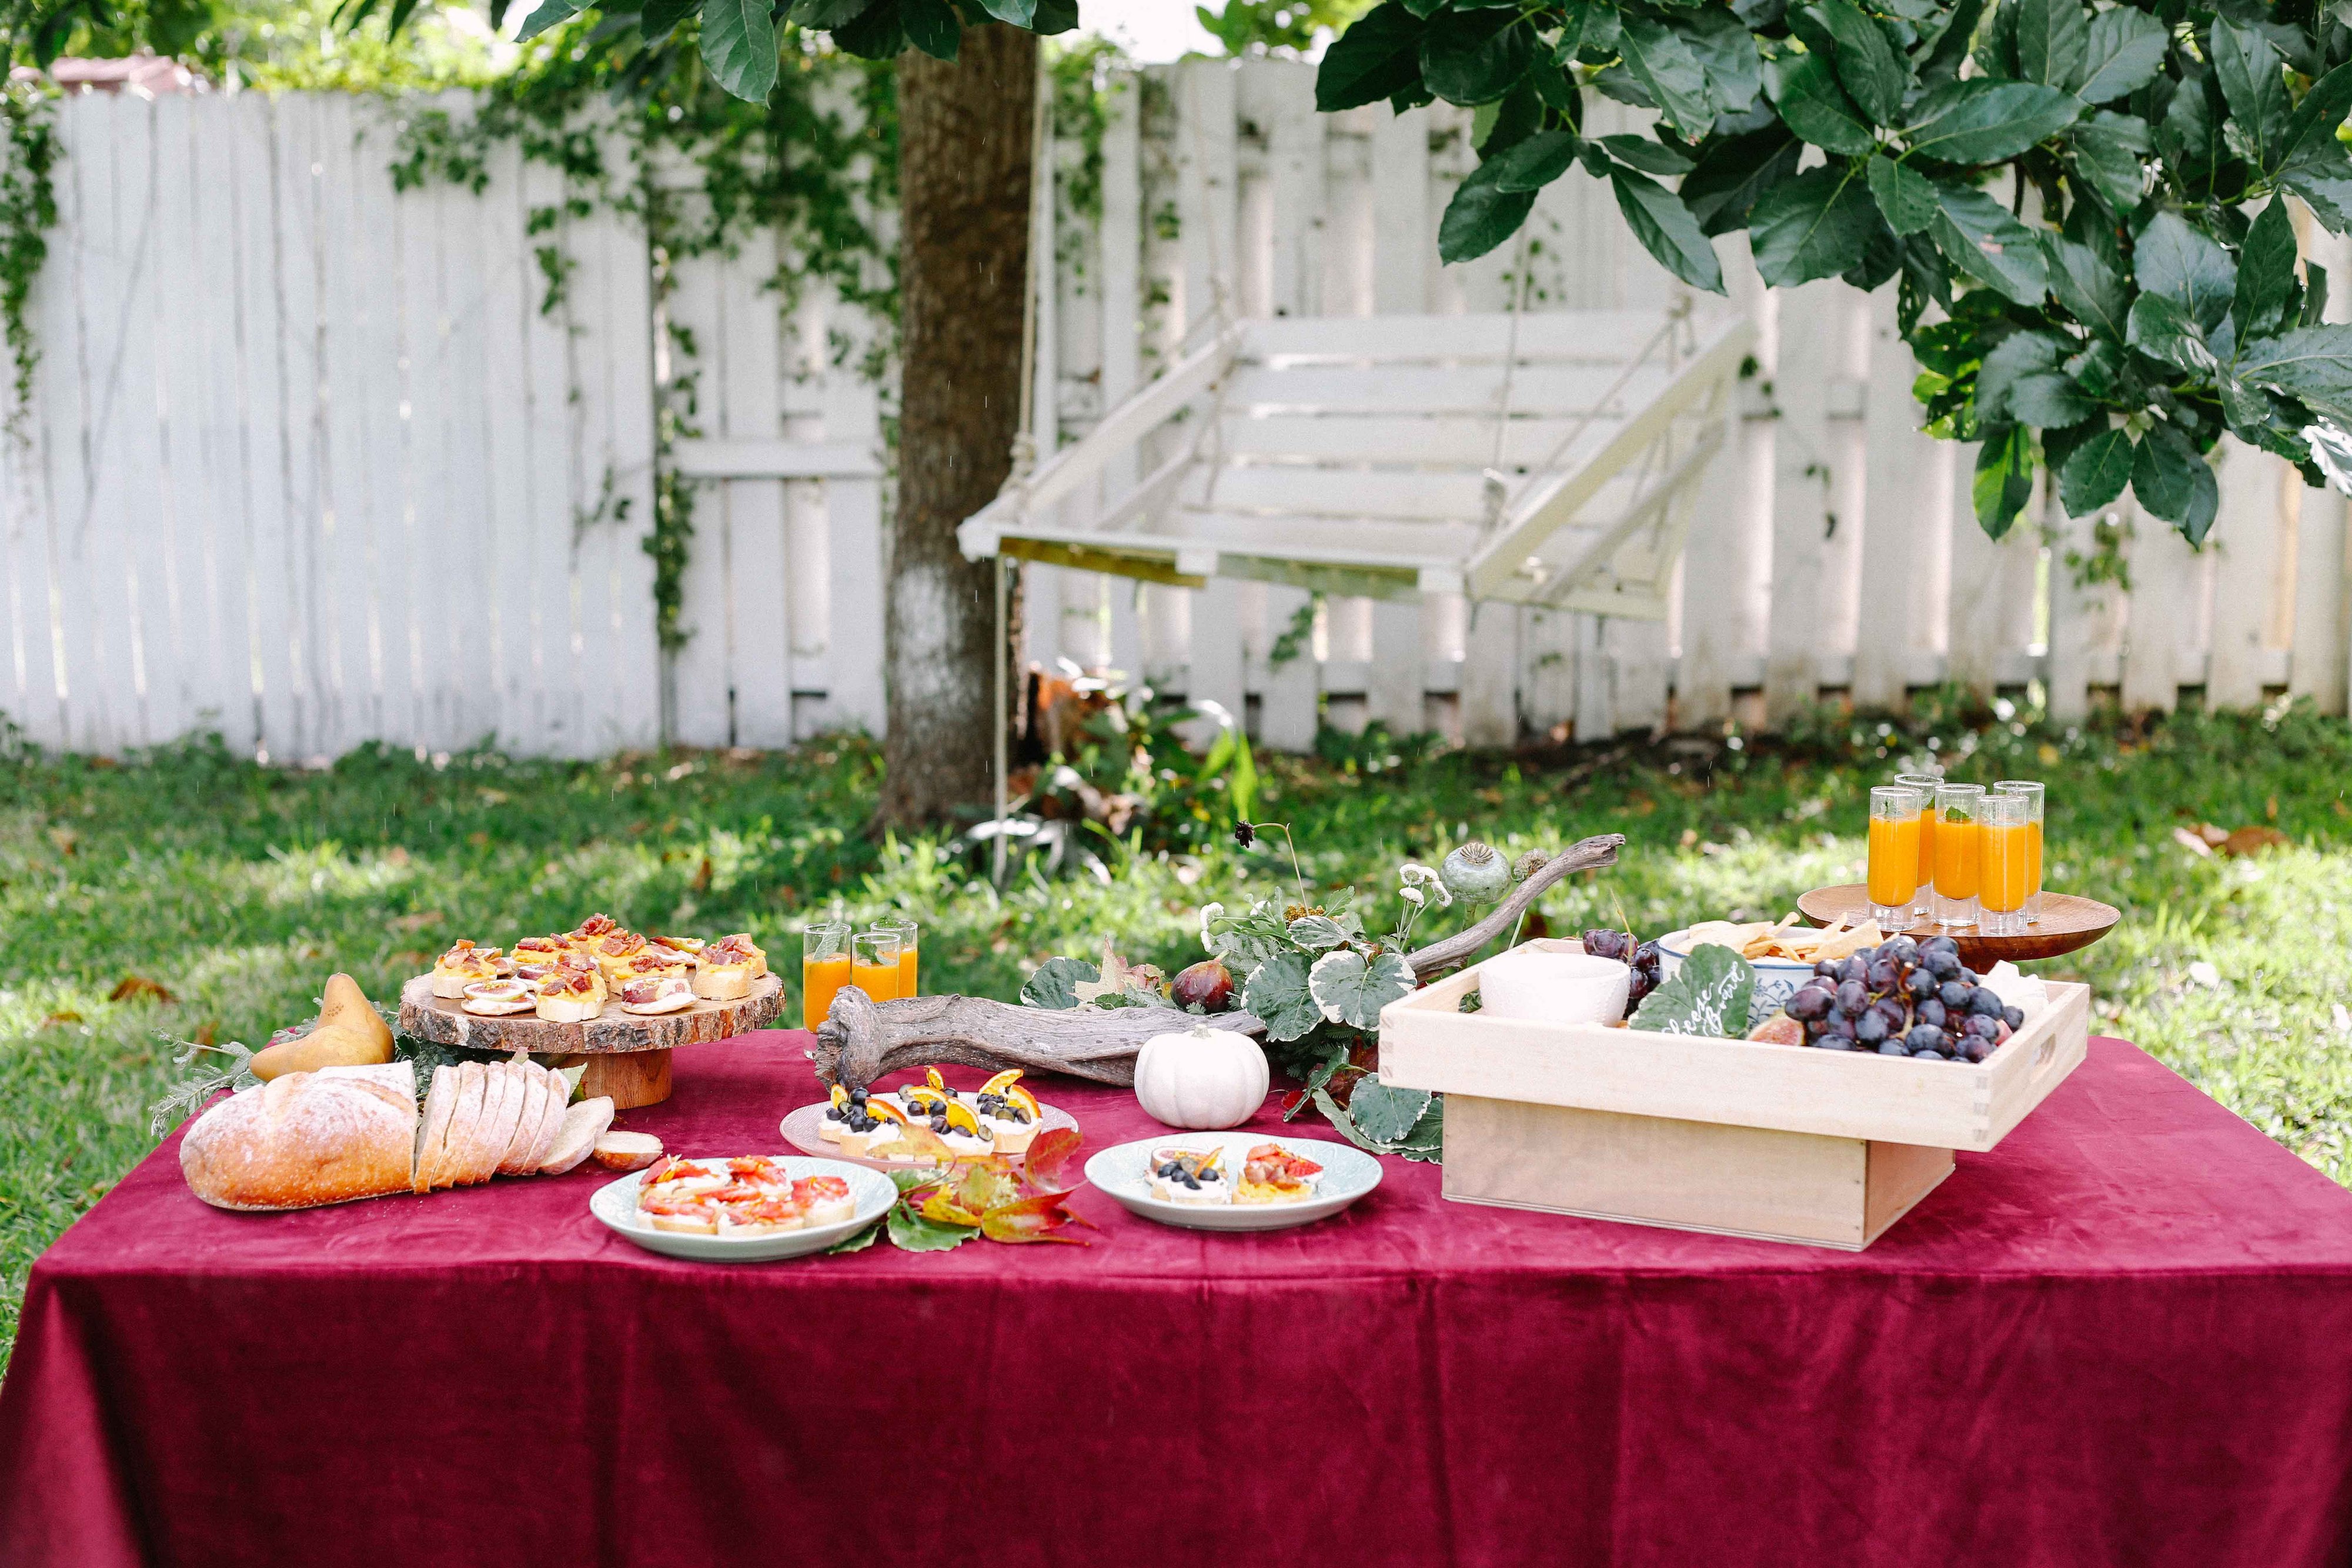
[2210,19,2289,173]
[2286,59,2352,167]
[1974,424,2036,537]
[1682,125,1802,235]
[1813,0,1907,125]
[2043,233,2128,341]
[2158,73,2226,191]
[1554,0,1620,63]
[1927,182,2048,304]
[1020,955,1099,1009]
[1770,54,1879,155]
[1612,167,1727,293]
[1906,79,2082,164]
[1977,329,2094,427]
[2073,6,2168,105]
[2131,422,2220,543]
[2126,291,2219,377]
[2067,111,2150,213]
[900,0,960,61]
[1317,2,1428,112]
[2233,198,2301,344]
[2135,210,2237,332]
[2012,0,2087,92]
[1489,128,1581,190]
[888,1199,980,1252]
[1866,153,1938,235]
[515,0,581,40]
[700,0,779,101]
[1437,158,1537,262]
[1916,0,1989,86]
[1751,161,1887,287]
[638,0,698,41]
[1343,1073,1436,1142]
[1679,5,1765,116]
[2060,426,2136,513]
[1287,913,1354,950]
[1421,9,1531,106]
[1245,951,1326,1041]
[1630,942,1754,1037]
[1618,12,1718,136]
[2236,325,2352,427]
[1599,133,1695,176]
[1308,947,1417,1030]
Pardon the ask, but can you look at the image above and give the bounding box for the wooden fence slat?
[2207,434,2293,708]
[188,96,259,753]
[666,244,733,748]
[2123,507,2198,711]
[2291,484,2348,716]
[513,148,578,753]
[1675,242,1771,728]
[1257,582,1318,748]
[1763,281,1836,724]
[474,135,543,753]
[580,151,662,752]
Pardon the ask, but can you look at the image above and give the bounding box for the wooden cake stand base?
[397,972,783,1109]
[1795,885,2120,969]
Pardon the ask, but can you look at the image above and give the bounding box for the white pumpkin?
[1133,1022,1269,1130]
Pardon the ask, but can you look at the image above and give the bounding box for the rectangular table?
[5,1035,2352,1566]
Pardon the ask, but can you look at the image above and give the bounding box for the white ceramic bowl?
[1476,948,1631,1024]
[1656,928,1818,1017]
[1084,1132,1381,1232]
[589,1155,897,1262]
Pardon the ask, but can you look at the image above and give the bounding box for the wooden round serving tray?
[1795,885,2119,968]
[397,971,783,1109]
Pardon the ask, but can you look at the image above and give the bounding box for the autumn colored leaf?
[109,975,176,1004]
[953,1157,1025,1216]
[980,1190,1093,1245]
[919,1188,984,1227]
[1023,1126,1082,1191]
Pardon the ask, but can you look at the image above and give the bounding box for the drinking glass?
[1932,783,1986,928]
[850,931,903,1004]
[1896,773,1943,922]
[1867,785,1925,929]
[801,921,851,1031]
[1993,780,2045,921]
[874,916,920,997]
[1977,791,2032,936]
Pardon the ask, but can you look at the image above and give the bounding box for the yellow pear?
[250,974,396,1081]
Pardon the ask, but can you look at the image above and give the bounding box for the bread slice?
[180,1069,419,1211]
[593,1131,663,1171]
[430,1062,487,1191]
[517,1067,562,1166]
[467,1064,520,1185]
[413,1065,459,1194]
[497,1062,550,1176]
[537,1096,615,1176]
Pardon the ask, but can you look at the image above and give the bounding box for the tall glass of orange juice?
[1897,773,1942,921]
[1993,781,2044,921]
[801,921,851,1031]
[1867,785,1923,928]
[1977,791,2032,935]
[851,931,902,1003]
[876,916,919,997]
[1933,783,1985,928]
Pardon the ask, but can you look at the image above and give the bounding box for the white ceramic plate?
[779,1099,1078,1169]
[1083,1132,1381,1232]
[589,1155,896,1262]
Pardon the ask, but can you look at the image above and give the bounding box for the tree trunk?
[880,25,1035,829]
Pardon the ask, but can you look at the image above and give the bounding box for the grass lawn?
[5,700,2351,1372]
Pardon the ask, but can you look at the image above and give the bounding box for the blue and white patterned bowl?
[1655,929,1818,1018]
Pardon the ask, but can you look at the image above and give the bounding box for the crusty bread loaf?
[538,1096,614,1175]
[181,1068,419,1212]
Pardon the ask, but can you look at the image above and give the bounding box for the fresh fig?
[1746,1013,1806,1047]
[1439,841,1511,904]
[1171,958,1236,1013]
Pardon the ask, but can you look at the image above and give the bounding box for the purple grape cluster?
[1782,934,2025,1062]
[1581,930,1663,1015]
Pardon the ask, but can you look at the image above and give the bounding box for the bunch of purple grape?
[1580,929,1663,1014]
[1782,934,2025,1061]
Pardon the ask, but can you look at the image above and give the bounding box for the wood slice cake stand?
[1795,885,2120,969]
[397,972,782,1109]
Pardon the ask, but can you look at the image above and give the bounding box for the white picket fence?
[2,62,2346,761]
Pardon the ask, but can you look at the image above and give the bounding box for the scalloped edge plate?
[1083,1132,1381,1232]
[589,1155,897,1262]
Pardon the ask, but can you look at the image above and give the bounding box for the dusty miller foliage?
[1315,0,2352,546]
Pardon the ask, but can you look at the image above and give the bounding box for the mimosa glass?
[1977,791,2032,936]
[1897,773,1943,922]
[851,931,903,1003]
[1867,785,1925,928]
[801,921,851,1031]
[1933,783,1986,928]
[876,916,919,997]
[1993,780,2045,921]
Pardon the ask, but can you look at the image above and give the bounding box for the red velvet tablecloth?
[4,1034,2352,1567]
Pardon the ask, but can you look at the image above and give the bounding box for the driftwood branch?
[1404,833,1624,978]
[813,833,1622,1091]
[815,988,1267,1091]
